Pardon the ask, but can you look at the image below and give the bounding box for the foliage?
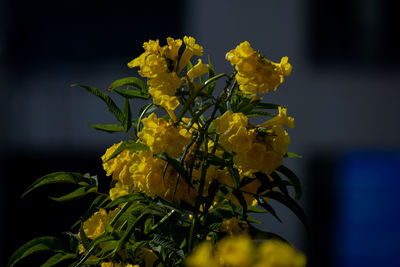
[9,36,308,267]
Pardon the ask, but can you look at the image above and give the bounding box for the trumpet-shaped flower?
[187,59,209,79]
[226,41,292,95]
[138,113,191,158]
[178,36,204,73]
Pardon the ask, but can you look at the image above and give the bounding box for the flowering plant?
[8,36,308,267]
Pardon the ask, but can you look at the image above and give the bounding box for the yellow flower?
[254,239,306,267]
[184,241,219,267]
[178,36,204,73]
[215,235,253,267]
[102,142,135,200]
[213,109,293,178]
[226,41,292,95]
[187,59,209,79]
[138,113,191,158]
[258,106,294,129]
[143,39,161,54]
[82,208,120,240]
[212,111,248,153]
[162,37,183,67]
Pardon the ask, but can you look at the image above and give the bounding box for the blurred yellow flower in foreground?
[185,235,306,267]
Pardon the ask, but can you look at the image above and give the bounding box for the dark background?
[1,0,400,266]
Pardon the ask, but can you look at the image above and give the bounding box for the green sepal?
[73,84,125,123]
[89,124,125,133]
[7,237,69,267]
[114,88,150,99]
[41,252,76,267]
[22,172,88,198]
[49,186,98,202]
[108,77,147,93]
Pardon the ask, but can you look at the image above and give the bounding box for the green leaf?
[108,77,147,93]
[157,153,189,183]
[114,88,150,99]
[123,98,132,132]
[89,124,124,133]
[72,84,124,123]
[41,253,76,267]
[7,237,69,267]
[105,140,149,162]
[22,172,87,198]
[255,102,281,110]
[269,171,289,197]
[137,103,155,132]
[276,165,302,200]
[255,196,282,223]
[284,152,303,158]
[105,192,147,209]
[49,186,97,202]
[246,110,275,117]
[262,191,311,239]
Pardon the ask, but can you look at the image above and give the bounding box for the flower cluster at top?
[127,36,207,121]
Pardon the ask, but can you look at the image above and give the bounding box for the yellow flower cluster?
[213,108,294,177]
[82,208,120,240]
[128,36,204,120]
[102,142,136,200]
[138,113,192,158]
[226,41,292,95]
[184,235,306,267]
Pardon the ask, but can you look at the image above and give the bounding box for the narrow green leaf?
[123,98,132,132]
[114,88,150,99]
[137,103,155,133]
[255,196,282,223]
[22,172,86,198]
[89,124,124,133]
[284,152,303,158]
[108,77,146,93]
[49,186,97,202]
[276,165,302,200]
[7,237,68,267]
[105,192,147,209]
[72,84,124,123]
[269,171,289,197]
[246,110,275,117]
[262,191,311,239]
[255,102,281,110]
[41,253,76,267]
[77,194,109,227]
